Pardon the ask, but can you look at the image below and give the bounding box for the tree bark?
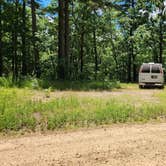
[0,2,2,76]
[131,0,137,82]
[64,0,70,79]
[128,31,132,82]
[128,0,136,82]
[21,0,27,76]
[58,0,65,80]
[12,0,19,81]
[57,0,70,80]
[80,29,84,74]
[159,18,163,64]
[93,29,98,80]
[31,0,40,77]
[133,56,137,82]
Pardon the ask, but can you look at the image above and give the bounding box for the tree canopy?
[0,0,165,82]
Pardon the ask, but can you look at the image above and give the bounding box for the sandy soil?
[1,123,166,166]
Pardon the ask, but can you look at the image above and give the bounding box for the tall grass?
[0,77,13,88]
[0,88,166,132]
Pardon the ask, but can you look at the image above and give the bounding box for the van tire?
[139,85,143,89]
[160,85,164,89]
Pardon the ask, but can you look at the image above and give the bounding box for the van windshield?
[141,65,150,73]
[151,65,160,73]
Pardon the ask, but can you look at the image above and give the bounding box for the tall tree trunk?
[128,31,132,82]
[12,0,19,81]
[64,0,70,79]
[58,0,65,80]
[133,55,137,82]
[21,0,27,76]
[12,32,15,80]
[93,28,98,80]
[12,31,18,81]
[159,18,163,64]
[57,0,70,80]
[0,2,2,76]
[80,29,84,74]
[151,22,158,63]
[31,0,40,77]
[128,0,136,82]
[110,34,118,79]
[132,0,137,82]
[128,56,132,82]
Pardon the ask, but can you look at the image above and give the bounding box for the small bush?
[39,80,121,91]
[0,77,13,88]
[0,76,121,91]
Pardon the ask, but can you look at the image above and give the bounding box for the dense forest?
[0,0,165,83]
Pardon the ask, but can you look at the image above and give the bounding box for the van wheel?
[160,85,164,89]
[139,85,143,89]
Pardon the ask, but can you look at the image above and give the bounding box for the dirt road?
[1,123,166,166]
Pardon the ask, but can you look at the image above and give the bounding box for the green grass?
[120,83,139,90]
[0,86,166,132]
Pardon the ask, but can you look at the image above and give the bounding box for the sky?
[41,0,51,7]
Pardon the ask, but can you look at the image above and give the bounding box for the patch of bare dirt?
[1,123,166,166]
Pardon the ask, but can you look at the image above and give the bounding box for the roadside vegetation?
[0,81,166,133]
[0,77,121,91]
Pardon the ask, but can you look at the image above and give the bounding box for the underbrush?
[39,80,121,91]
[0,77,121,91]
[0,88,166,132]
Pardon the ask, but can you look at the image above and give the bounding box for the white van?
[139,63,164,88]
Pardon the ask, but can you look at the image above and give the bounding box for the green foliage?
[0,0,165,82]
[0,77,121,91]
[0,88,35,131]
[18,77,41,90]
[0,77,13,88]
[39,80,121,91]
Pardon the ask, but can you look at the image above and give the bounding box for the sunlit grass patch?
[0,86,166,132]
[120,83,138,90]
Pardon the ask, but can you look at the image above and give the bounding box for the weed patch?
[0,87,166,132]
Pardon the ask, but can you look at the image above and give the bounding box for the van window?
[141,65,150,73]
[151,65,160,73]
